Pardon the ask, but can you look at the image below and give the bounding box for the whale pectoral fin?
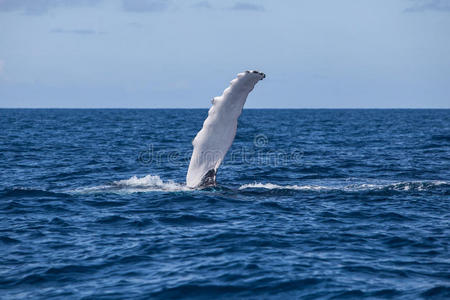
[199,169,216,187]
[186,70,265,188]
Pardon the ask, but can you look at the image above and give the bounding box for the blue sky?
[0,0,449,108]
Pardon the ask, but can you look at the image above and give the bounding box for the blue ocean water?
[0,109,449,299]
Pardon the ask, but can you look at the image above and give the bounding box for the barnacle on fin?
[199,169,216,187]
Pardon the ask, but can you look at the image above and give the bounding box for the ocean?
[1,109,449,299]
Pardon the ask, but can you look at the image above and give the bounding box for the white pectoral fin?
[186,70,265,188]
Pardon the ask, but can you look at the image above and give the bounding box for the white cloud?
[50,28,104,35]
[192,1,212,9]
[0,0,102,15]
[405,0,450,12]
[231,2,264,12]
[122,0,169,13]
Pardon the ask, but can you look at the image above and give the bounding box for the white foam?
[72,175,190,194]
[71,176,448,194]
[239,182,329,191]
[239,180,449,192]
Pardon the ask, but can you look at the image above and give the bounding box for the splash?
[73,175,190,194]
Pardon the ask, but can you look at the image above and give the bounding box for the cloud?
[128,21,143,27]
[0,0,102,15]
[50,28,104,35]
[405,0,450,12]
[122,0,169,12]
[231,2,264,12]
[192,1,212,9]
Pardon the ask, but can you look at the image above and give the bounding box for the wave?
[72,175,190,194]
[0,187,69,198]
[238,180,449,193]
[71,175,449,195]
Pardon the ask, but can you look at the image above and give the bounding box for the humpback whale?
[186,70,265,188]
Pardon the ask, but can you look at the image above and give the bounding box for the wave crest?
[239,180,449,193]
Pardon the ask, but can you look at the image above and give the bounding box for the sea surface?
[0,109,449,299]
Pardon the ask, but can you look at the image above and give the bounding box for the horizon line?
[0,107,449,110]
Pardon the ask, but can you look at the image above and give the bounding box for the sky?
[0,0,449,108]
